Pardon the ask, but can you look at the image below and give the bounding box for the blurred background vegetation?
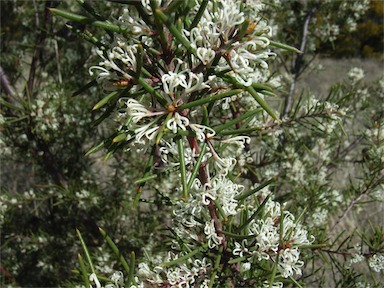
[319,0,383,58]
[0,0,382,287]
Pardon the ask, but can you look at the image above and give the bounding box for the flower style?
[161,71,187,98]
[134,121,160,144]
[204,220,223,248]
[125,98,164,123]
[189,124,216,142]
[220,136,251,154]
[196,47,216,65]
[345,244,365,269]
[233,240,250,258]
[166,112,189,133]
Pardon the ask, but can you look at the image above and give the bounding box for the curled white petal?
[135,121,160,144]
[189,124,216,142]
[166,113,189,133]
[89,273,101,288]
[204,220,223,248]
[197,47,216,65]
[221,136,251,149]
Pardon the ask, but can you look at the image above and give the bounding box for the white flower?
[263,280,283,288]
[191,174,242,218]
[346,17,357,32]
[197,47,216,65]
[89,65,113,84]
[111,271,124,286]
[345,244,365,269]
[233,240,250,257]
[162,71,187,97]
[204,220,223,248]
[213,174,243,215]
[251,216,280,258]
[240,262,251,273]
[134,121,160,144]
[118,9,149,35]
[89,46,133,82]
[184,22,220,50]
[137,263,152,278]
[137,264,164,285]
[112,42,137,67]
[166,267,190,286]
[192,258,211,274]
[220,136,251,153]
[308,207,328,227]
[183,72,213,94]
[210,0,245,38]
[166,112,189,133]
[125,98,162,123]
[89,273,101,288]
[277,248,304,278]
[189,123,216,142]
[348,67,365,84]
[174,204,202,228]
[207,141,237,175]
[368,254,384,272]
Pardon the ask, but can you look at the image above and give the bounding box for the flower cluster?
[368,254,384,273]
[85,0,314,286]
[347,67,365,84]
[233,190,314,279]
[136,257,211,287]
[133,182,313,286]
[88,0,277,153]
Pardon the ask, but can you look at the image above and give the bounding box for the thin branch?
[327,174,384,237]
[0,65,16,97]
[0,65,23,113]
[283,6,317,117]
[27,0,53,93]
[54,39,62,84]
[33,0,40,27]
[320,249,377,257]
[220,108,344,136]
[337,135,365,160]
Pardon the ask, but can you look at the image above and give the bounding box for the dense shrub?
[1,0,382,287]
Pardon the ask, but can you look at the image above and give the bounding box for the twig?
[327,174,384,237]
[0,65,23,112]
[337,135,365,160]
[54,39,62,84]
[283,6,317,117]
[0,65,16,97]
[320,249,376,257]
[27,0,53,93]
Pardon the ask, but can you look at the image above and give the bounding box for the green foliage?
[319,1,383,58]
[0,0,383,287]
